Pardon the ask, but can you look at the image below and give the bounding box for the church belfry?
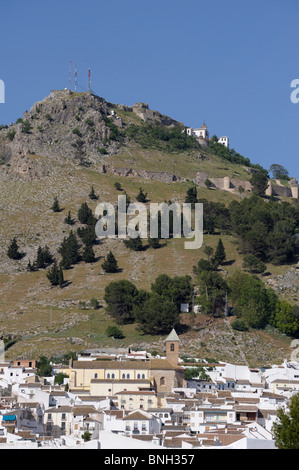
[165,329,180,366]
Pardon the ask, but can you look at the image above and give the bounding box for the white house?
[218,136,229,147]
[262,360,299,395]
[188,405,236,432]
[186,123,209,141]
[0,363,36,390]
[122,409,162,436]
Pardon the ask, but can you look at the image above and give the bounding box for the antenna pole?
[88,68,91,92]
[69,61,72,90]
[75,64,77,92]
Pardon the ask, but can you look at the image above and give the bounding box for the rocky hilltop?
[0,90,181,179]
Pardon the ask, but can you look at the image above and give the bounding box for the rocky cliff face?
[0,90,118,177]
[0,90,180,180]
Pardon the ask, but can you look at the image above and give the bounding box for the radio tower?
[69,61,72,90]
[88,68,91,92]
[74,64,77,91]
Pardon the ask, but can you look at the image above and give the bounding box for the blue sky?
[0,0,298,179]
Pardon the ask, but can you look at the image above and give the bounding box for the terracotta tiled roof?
[122,411,152,421]
[234,405,258,412]
[72,358,182,370]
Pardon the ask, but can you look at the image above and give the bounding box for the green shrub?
[106,326,125,339]
[7,129,16,141]
[231,319,248,331]
[72,127,82,137]
[97,146,108,154]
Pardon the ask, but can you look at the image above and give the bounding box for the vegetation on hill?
[209,135,267,174]
[125,122,199,152]
[0,90,298,363]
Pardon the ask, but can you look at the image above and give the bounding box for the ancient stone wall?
[195,172,298,199]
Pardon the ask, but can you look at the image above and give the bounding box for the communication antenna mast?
[88,68,91,92]
[74,64,77,91]
[69,60,72,90]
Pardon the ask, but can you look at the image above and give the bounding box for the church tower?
[165,329,180,366]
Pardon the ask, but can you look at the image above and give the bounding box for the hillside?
[0,90,298,366]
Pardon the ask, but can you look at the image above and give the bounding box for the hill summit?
[0,90,185,178]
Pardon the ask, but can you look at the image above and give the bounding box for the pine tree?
[213,238,226,266]
[35,245,53,269]
[203,245,214,261]
[82,244,96,263]
[64,211,75,225]
[58,266,64,288]
[46,260,60,286]
[102,251,119,273]
[136,187,148,203]
[42,245,53,265]
[123,236,144,251]
[27,260,37,272]
[7,238,22,260]
[51,196,61,212]
[185,185,198,205]
[77,202,93,225]
[77,225,96,246]
[58,231,81,268]
[88,186,98,200]
[36,246,45,269]
[148,237,161,249]
[250,172,268,197]
[114,181,122,191]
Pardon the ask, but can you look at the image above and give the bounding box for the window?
[47,414,52,421]
[94,373,98,379]
[127,374,130,379]
[107,373,110,379]
[170,343,175,352]
[137,374,140,379]
[61,413,66,420]
[112,373,115,379]
[122,374,125,379]
[142,374,145,379]
[160,377,165,386]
